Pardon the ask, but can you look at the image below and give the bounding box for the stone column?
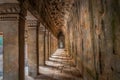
[45,30,49,61]
[48,32,51,57]
[51,35,53,54]
[38,24,45,66]
[65,32,69,55]
[0,3,26,80]
[19,5,27,80]
[51,35,57,54]
[54,37,58,52]
[27,21,39,77]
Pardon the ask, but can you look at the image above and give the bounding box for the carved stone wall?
[66,0,120,80]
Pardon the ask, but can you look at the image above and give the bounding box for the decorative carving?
[0,3,20,14]
[0,14,19,21]
[39,23,45,31]
[43,0,74,29]
[0,3,27,21]
[27,20,38,27]
[0,3,20,21]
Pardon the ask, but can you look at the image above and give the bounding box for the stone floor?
[26,49,83,80]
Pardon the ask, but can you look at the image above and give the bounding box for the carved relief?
[27,20,38,27]
[0,4,20,21]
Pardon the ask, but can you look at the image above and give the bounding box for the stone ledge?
[0,14,19,21]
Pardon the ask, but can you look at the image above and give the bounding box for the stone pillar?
[52,36,55,53]
[49,32,51,57]
[65,31,69,55]
[38,24,45,66]
[55,37,58,51]
[27,21,39,77]
[45,30,49,61]
[47,32,58,56]
[51,35,53,54]
[19,5,27,80]
[0,3,26,80]
[52,35,57,54]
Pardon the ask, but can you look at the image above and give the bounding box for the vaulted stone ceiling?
[28,0,74,36]
[1,0,75,36]
[43,0,74,32]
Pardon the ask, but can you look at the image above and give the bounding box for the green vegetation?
[0,36,3,46]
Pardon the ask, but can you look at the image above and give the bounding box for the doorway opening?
[57,31,65,49]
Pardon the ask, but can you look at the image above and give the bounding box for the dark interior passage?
[57,31,65,49]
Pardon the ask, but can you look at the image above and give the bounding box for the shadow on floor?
[38,49,83,80]
[26,49,83,80]
[34,74,58,80]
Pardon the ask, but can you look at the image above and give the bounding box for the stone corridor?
[0,0,120,80]
[26,49,82,80]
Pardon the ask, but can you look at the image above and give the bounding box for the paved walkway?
[26,49,82,80]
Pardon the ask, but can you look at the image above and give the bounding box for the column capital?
[27,20,39,28]
[45,29,49,35]
[39,23,45,32]
[0,3,27,21]
[0,3,20,21]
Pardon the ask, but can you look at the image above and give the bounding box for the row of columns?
[0,2,58,80]
[27,22,58,77]
[45,30,58,60]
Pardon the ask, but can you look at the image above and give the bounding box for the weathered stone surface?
[0,21,19,80]
[65,0,120,80]
[38,24,45,66]
[28,27,38,77]
[0,3,26,80]
[45,30,49,61]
